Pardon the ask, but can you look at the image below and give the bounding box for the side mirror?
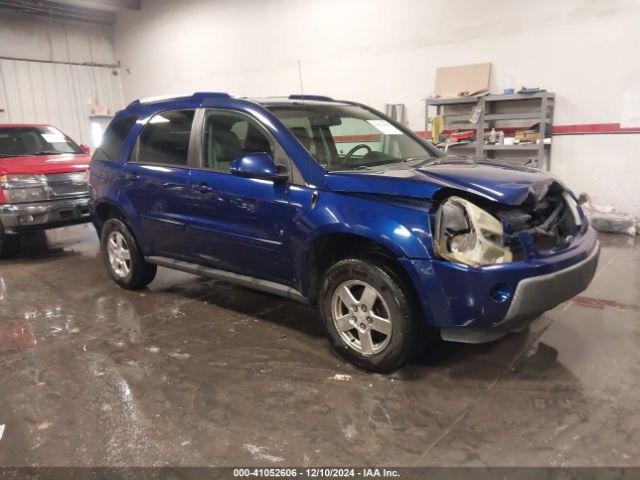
[231,152,288,182]
[80,144,91,155]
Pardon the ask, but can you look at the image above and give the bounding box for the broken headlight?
[562,191,583,227]
[434,196,513,266]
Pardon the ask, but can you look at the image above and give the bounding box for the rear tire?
[318,257,426,372]
[101,218,156,290]
[0,229,20,259]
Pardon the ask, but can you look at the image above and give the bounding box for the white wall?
[114,0,640,214]
[0,11,124,146]
[0,10,115,64]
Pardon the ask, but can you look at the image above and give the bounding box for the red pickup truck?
[0,124,92,258]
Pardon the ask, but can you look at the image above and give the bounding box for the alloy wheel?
[107,231,131,278]
[331,280,393,355]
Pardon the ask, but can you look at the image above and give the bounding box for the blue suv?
[89,92,599,372]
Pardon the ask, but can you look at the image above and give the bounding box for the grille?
[45,172,89,198]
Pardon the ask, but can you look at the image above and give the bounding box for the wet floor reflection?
[0,225,638,466]
[0,318,36,352]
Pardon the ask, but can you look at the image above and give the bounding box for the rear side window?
[136,110,195,167]
[96,116,138,161]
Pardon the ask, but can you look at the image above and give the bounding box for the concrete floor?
[0,224,638,467]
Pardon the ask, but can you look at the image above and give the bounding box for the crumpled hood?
[324,156,560,206]
[0,153,90,175]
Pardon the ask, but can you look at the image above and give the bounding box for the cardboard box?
[435,62,492,98]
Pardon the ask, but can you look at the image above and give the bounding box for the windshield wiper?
[404,156,443,167]
[34,150,64,155]
[401,156,432,163]
[332,157,431,172]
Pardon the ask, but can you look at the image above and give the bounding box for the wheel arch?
[303,231,421,308]
[93,201,130,235]
[92,193,144,239]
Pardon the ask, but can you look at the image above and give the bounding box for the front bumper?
[400,227,600,340]
[498,241,599,324]
[0,197,91,234]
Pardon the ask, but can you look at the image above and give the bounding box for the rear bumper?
[0,197,91,234]
[400,227,600,337]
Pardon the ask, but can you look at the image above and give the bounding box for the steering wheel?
[343,144,372,164]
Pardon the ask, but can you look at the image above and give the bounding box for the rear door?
[122,109,197,259]
[187,108,296,284]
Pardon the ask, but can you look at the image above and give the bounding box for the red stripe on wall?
[417,123,640,139]
[552,123,640,135]
[334,133,381,142]
[334,123,640,143]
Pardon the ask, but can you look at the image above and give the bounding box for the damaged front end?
[427,181,599,343]
[433,181,586,266]
[494,182,586,261]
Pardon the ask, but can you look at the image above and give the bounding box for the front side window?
[0,126,82,158]
[202,110,274,173]
[136,109,195,166]
[268,104,440,171]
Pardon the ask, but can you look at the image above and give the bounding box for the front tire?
[101,218,156,290]
[319,257,425,372]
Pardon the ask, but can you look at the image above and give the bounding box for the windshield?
[268,103,440,171]
[0,126,83,158]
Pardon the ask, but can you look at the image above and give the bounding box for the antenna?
[297,60,305,104]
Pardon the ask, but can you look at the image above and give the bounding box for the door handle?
[126,172,140,182]
[196,182,213,194]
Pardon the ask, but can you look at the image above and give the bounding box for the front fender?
[306,217,429,260]
[308,192,433,258]
[290,190,434,295]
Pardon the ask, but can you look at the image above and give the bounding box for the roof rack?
[129,91,231,107]
[288,94,334,102]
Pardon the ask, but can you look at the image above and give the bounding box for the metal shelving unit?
[426,91,555,169]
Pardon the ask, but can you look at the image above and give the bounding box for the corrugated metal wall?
[0,59,124,146]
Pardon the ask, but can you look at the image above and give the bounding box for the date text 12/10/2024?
[233,468,401,478]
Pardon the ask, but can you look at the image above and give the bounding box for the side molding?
[146,256,308,303]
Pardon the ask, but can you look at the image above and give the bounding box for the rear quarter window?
[135,110,195,167]
[94,116,138,161]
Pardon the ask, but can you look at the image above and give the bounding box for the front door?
[187,109,295,284]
